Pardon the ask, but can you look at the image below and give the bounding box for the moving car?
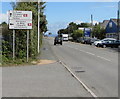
[94,38,116,47]
[54,36,62,45]
[102,40,120,48]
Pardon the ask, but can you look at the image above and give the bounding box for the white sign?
[9,10,32,29]
[9,20,32,29]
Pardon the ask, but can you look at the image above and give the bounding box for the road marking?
[85,52,95,56]
[97,56,111,62]
[66,45,111,62]
[58,60,98,98]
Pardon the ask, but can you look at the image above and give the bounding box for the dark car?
[102,40,120,48]
[54,36,62,45]
[79,37,90,44]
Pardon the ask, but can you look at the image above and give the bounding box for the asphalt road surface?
[2,37,118,97]
[46,37,118,97]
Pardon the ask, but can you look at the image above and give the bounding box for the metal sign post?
[13,30,15,60]
[38,0,40,53]
[27,30,29,62]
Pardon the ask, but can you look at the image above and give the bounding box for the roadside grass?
[1,50,42,67]
[1,57,38,67]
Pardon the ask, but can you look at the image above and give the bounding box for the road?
[46,37,118,97]
[2,37,118,97]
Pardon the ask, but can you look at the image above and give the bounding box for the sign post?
[27,30,29,62]
[13,29,15,60]
[9,10,32,62]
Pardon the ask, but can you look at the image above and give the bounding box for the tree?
[2,1,47,63]
[92,24,105,39]
[72,29,83,40]
[78,23,90,27]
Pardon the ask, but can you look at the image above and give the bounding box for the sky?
[0,1,119,36]
[45,2,118,36]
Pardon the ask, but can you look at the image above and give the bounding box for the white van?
[62,34,68,41]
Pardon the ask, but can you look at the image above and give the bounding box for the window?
[109,22,112,28]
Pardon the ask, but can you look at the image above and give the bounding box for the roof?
[110,19,120,25]
[100,20,109,28]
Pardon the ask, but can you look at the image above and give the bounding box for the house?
[99,20,109,29]
[105,19,120,39]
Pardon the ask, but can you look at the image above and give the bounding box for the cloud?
[73,20,83,24]
[0,13,8,24]
[93,20,99,25]
[47,22,68,34]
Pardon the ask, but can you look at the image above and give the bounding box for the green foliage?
[2,2,47,65]
[92,24,106,39]
[72,29,83,40]
[58,22,79,35]
[78,23,90,27]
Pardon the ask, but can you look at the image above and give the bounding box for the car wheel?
[97,44,100,47]
[103,45,106,48]
[54,43,56,45]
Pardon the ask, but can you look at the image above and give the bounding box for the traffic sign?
[9,20,32,29]
[9,10,32,20]
[8,10,32,29]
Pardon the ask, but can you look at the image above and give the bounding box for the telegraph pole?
[118,1,120,40]
[91,14,93,38]
[117,10,120,40]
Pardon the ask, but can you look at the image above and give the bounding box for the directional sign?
[8,10,32,29]
[9,10,32,20]
[9,20,32,29]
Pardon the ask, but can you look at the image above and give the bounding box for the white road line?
[59,60,98,99]
[85,52,95,56]
[66,45,111,62]
[97,56,111,62]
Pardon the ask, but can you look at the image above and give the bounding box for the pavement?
[2,38,92,97]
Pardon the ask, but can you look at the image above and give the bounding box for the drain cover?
[43,48,48,50]
[75,70,85,73]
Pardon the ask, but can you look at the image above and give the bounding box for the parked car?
[79,37,99,45]
[79,37,90,44]
[89,38,100,45]
[83,38,99,45]
[94,38,116,47]
[102,40,120,48]
[54,36,62,45]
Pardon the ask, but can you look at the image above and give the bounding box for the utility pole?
[38,0,40,53]
[118,1,120,40]
[117,10,120,40]
[91,14,93,38]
